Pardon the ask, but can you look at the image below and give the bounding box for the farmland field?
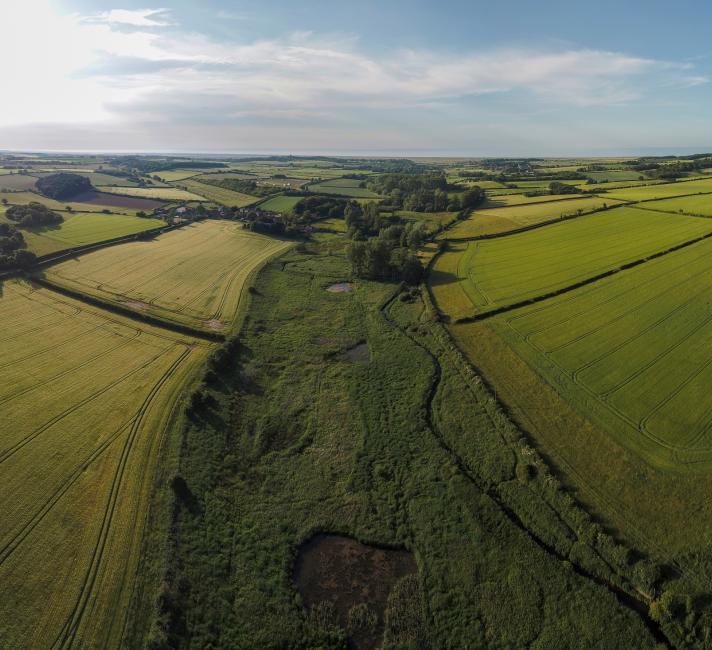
[308,179,381,198]
[483,234,712,470]
[176,178,259,207]
[0,279,209,649]
[0,174,38,191]
[444,196,624,239]
[97,186,206,201]
[43,220,292,331]
[20,212,163,256]
[604,177,712,201]
[637,193,712,216]
[258,194,303,213]
[431,206,712,315]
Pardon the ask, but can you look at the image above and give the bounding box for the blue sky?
[2,1,712,155]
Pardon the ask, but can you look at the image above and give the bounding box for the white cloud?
[0,1,706,152]
[82,8,173,27]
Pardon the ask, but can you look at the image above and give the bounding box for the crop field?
[97,186,206,201]
[176,178,259,207]
[0,174,38,191]
[0,191,122,213]
[585,170,644,182]
[445,196,624,239]
[604,177,712,202]
[637,193,712,216]
[307,180,380,198]
[0,279,209,648]
[431,207,712,315]
[485,193,591,207]
[484,234,712,470]
[258,194,303,213]
[151,170,204,182]
[44,220,292,331]
[21,212,163,257]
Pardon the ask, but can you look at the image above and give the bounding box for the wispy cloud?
[82,8,173,27]
[0,1,708,153]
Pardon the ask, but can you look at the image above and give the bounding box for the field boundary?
[33,221,185,267]
[452,228,712,323]
[29,276,225,342]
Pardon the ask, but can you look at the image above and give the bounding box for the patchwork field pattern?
[431,207,712,315]
[0,279,209,648]
[487,235,712,470]
[44,220,292,331]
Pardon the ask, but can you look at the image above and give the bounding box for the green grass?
[44,220,292,332]
[258,194,303,213]
[433,206,712,315]
[485,233,712,471]
[585,170,644,182]
[308,180,381,198]
[444,196,624,239]
[0,279,210,649]
[20,212,163,256]
[97,186,206,201]
[637,193,712,217]
[158,243,656,649]
[177,178,259,207]
[604,178,712,202]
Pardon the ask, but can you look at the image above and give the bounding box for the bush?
[6,202,63,229]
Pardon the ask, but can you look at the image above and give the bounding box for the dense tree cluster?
[0,222,35,269]
[346,203,425,284]
[36,173,92,200]
[6,202,63,228]
[365,173,485,213]
[293,196,351,220]
[110,157,227,174]
[549,181,582,195]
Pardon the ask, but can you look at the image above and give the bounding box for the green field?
[585,170,644,182]
[0,279,209,648]
[485,234,712,470]
[177,178,259,207]
[97,186,206,201]
[308,179,381,198]
[432,207,712,315]
[20,212,163,256]
[638,193,712,216]
[444,196,623,239]
[258,194,303,213]
[44,220,292,331]
[604,177,712,202]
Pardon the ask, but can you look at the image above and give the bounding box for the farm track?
[378,290,669,646]
[51,346,193,650]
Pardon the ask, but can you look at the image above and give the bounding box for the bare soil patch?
[72,190,165,211]
[121,299,151,311]
[204,318,226,331]
[293,534,417,650]
[326,282,353,293]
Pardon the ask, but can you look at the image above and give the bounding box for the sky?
[2,0,712,156]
